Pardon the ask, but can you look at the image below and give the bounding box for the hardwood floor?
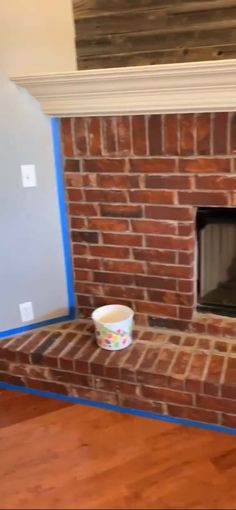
[1,390,236,509]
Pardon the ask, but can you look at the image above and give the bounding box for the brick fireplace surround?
[1,111,236,430]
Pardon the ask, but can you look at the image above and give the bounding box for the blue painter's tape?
[51,117,75,320]
[0,118,75,339]
[0,381,236,436]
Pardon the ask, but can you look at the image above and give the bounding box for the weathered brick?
[179,191,229,206]
[135,274,176,291]
[148,317,189,331]
[222,413,236,428]
[129,159,176,173]
[74,269,91,283]
[105,348,132,379]
[132,219,176,235]
[204,354,225,396]
[85,189,127,203]
[120,395,164,413]
[146,175,193,190]
[148,289,193,307]
[178,223,195,236]
[64,159,80,173]
[88,218,129,232]
[68,203,98,216]
[69,385,118,404]
[142,385,193,405]
[84,159,126,173]
[98,174,139,189]
[117,116,131,155]
[168,404,218,424]
[67,189,83,202]
[163,114,178,155]
[146,206,194,221]
[178,251,195,266]
[74,257,100,270]
[103,233,143,247]
[148,115,162,155]
[72,231,98,244]
[178,279,194,293]
[195,175,236,190]
[135,301,177,318]
[132,116,147,155]
[101,117,116,155]
[130,190,175,205]
[71,218,85,231]
[24,378,68,395]
[89,245,130,259]
[197,394,236,414]
[168,350,192,390]
[94,271,134,286]
[87,117,101,156]
[196,113,211,155]
[230,113,236,153]
[100,204,142,218]
[179,114,194,156]
[103,259,145,273]
[146,235,194,251]
[186,351,208,393]
[103,284,145,301]
[213,112,228,155]
[148,263,193,279]
[74,117,87,156]
[60,118,74,157]
[60,337,90,371]
[133,249,176,264]
[179,158,231,173]
[90,348,112,377]
[74,340,98,374]
[121,343,144,382]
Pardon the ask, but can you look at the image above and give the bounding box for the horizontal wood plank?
[73,0,236,18]
[77,44,236,69]
[73,0,236,69]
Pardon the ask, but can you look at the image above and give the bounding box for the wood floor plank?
[0,390,236,509]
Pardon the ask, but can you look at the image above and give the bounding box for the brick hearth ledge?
[1,319,236,429]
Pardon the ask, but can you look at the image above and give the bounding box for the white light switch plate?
[21,164,37,188]
[19,302,34,322]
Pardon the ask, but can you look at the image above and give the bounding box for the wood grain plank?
[73,0,236,19]
[76,7,236,39]
[77,27,236,57]
[73,0,236,69]
[1,390,236,509]
[77,44,236,69]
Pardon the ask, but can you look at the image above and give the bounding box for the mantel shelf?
[11,59,236,117]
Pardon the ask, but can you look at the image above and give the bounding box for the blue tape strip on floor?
[1,381,236,436]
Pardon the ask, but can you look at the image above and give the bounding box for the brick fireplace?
[61,112,236,338]
[2,109,236,430]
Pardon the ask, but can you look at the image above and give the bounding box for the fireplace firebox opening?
[197,207,236,317]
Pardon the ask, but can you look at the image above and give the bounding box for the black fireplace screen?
[197,207,236,317]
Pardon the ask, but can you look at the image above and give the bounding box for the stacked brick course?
[1,320,236,428]
[61,112,236,337]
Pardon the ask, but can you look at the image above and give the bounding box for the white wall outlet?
[21,164,37,188]
[19,301,34,322]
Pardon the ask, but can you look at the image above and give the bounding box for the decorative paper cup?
[92,304,134,351]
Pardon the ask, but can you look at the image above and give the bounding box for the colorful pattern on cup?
[96,324,132,350]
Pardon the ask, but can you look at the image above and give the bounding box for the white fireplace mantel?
[11,59,236,117]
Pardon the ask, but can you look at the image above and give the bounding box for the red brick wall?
[60,113,236,337]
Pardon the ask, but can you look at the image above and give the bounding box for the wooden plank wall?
[73,0,236,69]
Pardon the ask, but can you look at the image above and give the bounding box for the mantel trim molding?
[11,59,236,117]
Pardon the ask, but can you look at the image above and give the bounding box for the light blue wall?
[0,74,73,335]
